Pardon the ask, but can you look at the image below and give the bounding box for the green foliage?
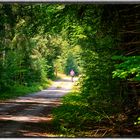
[0,4,139,137]
[79,32,119,111]
[53,88,119,136]
[54,43,82,76]
[0,4,62,93]
[52,5,123,136]
[53,91,94,135]
[64,53,79,76]
[112,56,140,81]
[0,80,51,100]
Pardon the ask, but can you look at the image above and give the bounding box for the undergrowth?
[0,79,52,100]
[52,85,112,137]
[52,84,139,137]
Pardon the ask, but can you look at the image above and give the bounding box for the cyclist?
[70,69,75,82]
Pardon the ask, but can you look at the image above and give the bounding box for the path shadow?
[0,119,55,138]
[0,76,76,137]
[0,99,60,137]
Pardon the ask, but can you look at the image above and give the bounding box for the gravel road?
[0,77,77,137]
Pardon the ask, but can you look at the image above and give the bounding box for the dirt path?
[0,76,77,137]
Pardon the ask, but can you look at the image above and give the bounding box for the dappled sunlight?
[0,115,53,123]
[0,76,76,137]
[19,130,56,137]
[13,97,60,104]
[19,130,46,137]
[0,99,61,116]
[42,89,70,93]
[56,79,71,82]
[0,103,18,111]
[0,3,139,137]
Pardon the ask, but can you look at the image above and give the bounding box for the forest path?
[0,76,78,137]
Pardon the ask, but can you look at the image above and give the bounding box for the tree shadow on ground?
[0,99,62,137]
[0,119,58,138]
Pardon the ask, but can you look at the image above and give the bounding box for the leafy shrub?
[112,56,140,81]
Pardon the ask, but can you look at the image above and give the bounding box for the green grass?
[52,89,96,137]
[0,80,52,100]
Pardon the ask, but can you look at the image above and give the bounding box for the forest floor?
[0,76,78,137]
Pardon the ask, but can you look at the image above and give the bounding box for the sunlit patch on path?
[0,115,53,123]
[0,76,78,137]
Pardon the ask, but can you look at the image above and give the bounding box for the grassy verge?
[0,80,52,100]
[52,82,97,137]
[52,91,89,137]
[53,89,112,137]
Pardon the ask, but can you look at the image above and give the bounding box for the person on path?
[70,69,75,82]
